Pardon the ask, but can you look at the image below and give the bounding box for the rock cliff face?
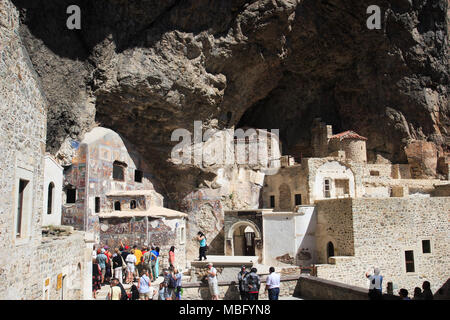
[7,0,449,256]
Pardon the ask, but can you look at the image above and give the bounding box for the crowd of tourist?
[92,242,183,300]
[93,241,438,301]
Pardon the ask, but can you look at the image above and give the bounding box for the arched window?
[130,200,137,210]
[114,201,121,211]
[327,242,335,261]
[47,182,54,215]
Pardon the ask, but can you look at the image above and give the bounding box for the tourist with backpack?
[246,268,261,300]
[173,267,183,300]
[114,278,128,300]
[164,268,177,300]
[237,266,249,300]
[142,248,153,281]
[107,278,121,300]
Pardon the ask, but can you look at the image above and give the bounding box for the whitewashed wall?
[313,161,355,201]
[294,206,317,266]
[42,155,63,226]
[263,214,296,265]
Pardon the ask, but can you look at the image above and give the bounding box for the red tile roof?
[329,130,367,141]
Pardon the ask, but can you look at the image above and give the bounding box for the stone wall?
[0,1,91,299]
[262,165,308,208]
[315,199,355,263]
[0,0,46,299]
[295,275,368,300]
[315,197,450,296]
[38,232,92,300]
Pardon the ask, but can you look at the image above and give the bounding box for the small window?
[295,194,302,205]
[370,170,380,176]
[130,200,137,210]
[179,226,186,244]
[405,250,415,272]
[47,182,54,215]
[422,240,431,254]
[114,201,121,211]
[270,195,275,208]
[113,161,127,181]
[95,197,100,213]
[135,170,143,183]
[66,188,76,204]
[324,179,331,198]
[16,179,29,237]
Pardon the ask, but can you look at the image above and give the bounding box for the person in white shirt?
[125,249,137,284]
[207,262,219,300]
[265,267,280,300]
[365,267,383,300]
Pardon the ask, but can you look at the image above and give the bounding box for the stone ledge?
[182,275,301,288]
[298,274,367,294]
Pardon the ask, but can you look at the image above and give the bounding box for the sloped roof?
[329,130,367,141]
[98,206,188,219]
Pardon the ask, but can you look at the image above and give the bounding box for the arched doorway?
[114,201,121,211]
[233,225,256,256]
[327,242,335,262]
[228,221,261,256]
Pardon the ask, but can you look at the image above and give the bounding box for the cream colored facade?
[259,120,449,297]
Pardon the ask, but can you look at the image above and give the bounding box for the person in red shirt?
[169,246,175,268]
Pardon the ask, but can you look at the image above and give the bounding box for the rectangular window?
[370,170,380,176]
[270,195,275,208]
[422,240,431,254]
[113,161,127,181]
[179,226,186,244]
[324,179,331,198]
[67,188,76,204]
[135,170,143,183]
[95,197,100,213]
[405,250,415,273]
[295,194,302,205]
[16,179,28,237]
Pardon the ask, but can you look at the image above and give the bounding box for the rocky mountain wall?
[6,0,449,258]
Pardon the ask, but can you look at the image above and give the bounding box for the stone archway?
[227,221,261,256]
